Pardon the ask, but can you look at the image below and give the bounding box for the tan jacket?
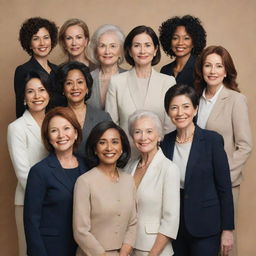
[105,68,176,136]
[203,87,252,186]
[73,167,137,256]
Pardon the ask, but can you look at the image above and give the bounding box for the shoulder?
[160,62,174,74]
[29,155,51,176]
[90,68,99,78]
[111,69,131,81]
[48,61,57,70]
[8,116,26,131]
[152,69,176,84]
[76,167,98,184]
[157,149,179,173]
[198,126,224,144]
[119,170,134,185]
[87,104,111,119]
[223,87,246,101]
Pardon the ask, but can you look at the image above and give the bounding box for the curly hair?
[194,45,240,96]
[19,17,58,56]
[159,15,206,58]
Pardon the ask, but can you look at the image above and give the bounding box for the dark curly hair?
[124,25,161,66]
[159,15,206,58]
[56,61,93,102]
[194,45,240,96]
[85,121,131,169]
[19,17,58,56]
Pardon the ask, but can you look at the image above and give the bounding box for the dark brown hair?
[42,107,82,152]
[194,45,240,95]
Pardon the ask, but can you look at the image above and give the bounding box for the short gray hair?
[128,110,163,139]
[87,24,125,66]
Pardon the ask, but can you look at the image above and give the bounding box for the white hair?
[128,110,163,139]
[87,24,125,66]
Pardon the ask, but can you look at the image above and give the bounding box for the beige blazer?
[73,167,137,256]
[105,68,176,136]
[126,149,180,256]
[202,87,252,186]
[7,110,47,205]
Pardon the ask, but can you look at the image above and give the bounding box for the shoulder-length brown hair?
[41,107,82,152]
[194,45,240,95]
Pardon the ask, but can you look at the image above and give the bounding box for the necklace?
[176,133,194,144]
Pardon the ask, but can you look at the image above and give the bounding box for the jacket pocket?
[145,222,160,234]
[40,227,59,236]
[202,197,219,208]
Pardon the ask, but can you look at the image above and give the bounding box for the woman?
[7,71,50,256]
[194,45,253,256]
[161,84,234,256]
[56,61,111,157]
[87,24,126,110]
[58,18,95,70]
[127,110,180,256]
[105,25,176,139]
[24,107,88,256]
[15,17,62,118]
[73,120,137,256]
[159,15,206,87]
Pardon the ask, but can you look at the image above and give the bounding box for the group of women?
[7,14,252,256]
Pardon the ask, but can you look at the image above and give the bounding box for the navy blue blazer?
[161,126,234,237]
[14,57,65,118]
[24,153,88,256]
[160,54,196,88]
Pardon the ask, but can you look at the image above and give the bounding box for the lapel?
[184,126,205,188]
[206,86,230,127]
[127,68,143,109]
[23,110,42,142]
[162,131,177,160]
[134,149,165,194]
[47,153,86,193]
[92,69,101,107]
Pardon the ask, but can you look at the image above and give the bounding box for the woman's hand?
[221,230,233,256]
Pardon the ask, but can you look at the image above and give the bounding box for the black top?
[160,54,196,88]
[63,167,80,184]
[14,56,65,118]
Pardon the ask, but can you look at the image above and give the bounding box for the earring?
[24,101,26,106]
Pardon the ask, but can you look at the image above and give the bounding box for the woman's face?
[64,25,88,58]
[168,95,197,131]
[63,69,88,105]
[48,116,77,154]
[30,27,51,58]
[95,128,123,166]
[97,32,122,67]
[129,32,157,67]
[171,26,193,58]
[132,117,160,155]
[25,78,49,113]
[203,53,226,88]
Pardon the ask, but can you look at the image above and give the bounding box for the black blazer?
[161,126,234,237]
[160,54,196,88]
[24,153,88,256]
[14,57,65,118]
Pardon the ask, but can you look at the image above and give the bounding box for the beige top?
[73,167,137,256]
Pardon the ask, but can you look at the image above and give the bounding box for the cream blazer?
[202,87,253,186]
[126,149,180,256]
[105,68,176,136]
[7,110,47,205]
[73,167,137,256]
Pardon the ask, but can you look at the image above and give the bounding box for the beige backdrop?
[0,0,255,255]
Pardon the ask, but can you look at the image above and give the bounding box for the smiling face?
[203,53,226,88]
[171,26,193,58]
[129,32,157,67]
[132,117,160,155]
[95,128,123,167]
[25,78,49,114]
[30,27,52,58]
[168,95,197,131]
[64,25,88,58]
[48,115,77,154]
[63,69,88,105]
[96,31,122,67]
